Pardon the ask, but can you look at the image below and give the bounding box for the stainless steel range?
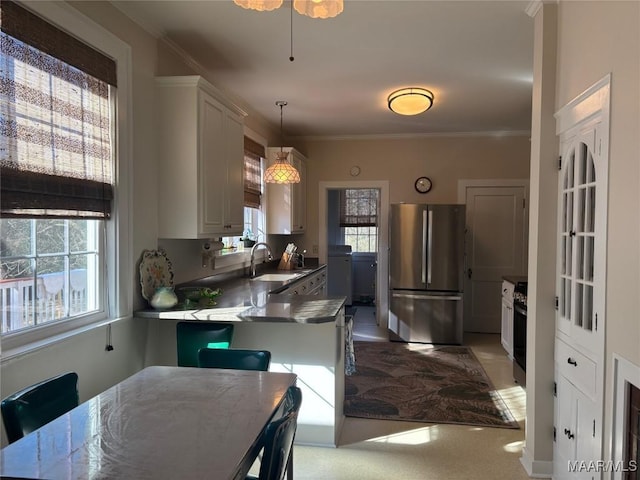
[512,282,527,386]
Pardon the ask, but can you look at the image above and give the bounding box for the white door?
[463,185,527,333]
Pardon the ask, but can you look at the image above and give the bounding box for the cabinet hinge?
[558,156,562,170]
[553,381,557,397]
[555,296,559,310]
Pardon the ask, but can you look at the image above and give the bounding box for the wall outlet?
[312,245,319,254]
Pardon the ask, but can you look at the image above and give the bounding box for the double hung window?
[340,189,379,253]
[223,136,266,251]
[0,1,129,346]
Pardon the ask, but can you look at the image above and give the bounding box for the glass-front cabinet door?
[557,123,605,359]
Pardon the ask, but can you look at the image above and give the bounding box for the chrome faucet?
[250,242,274,277]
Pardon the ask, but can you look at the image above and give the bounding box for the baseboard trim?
[520,447,553,478]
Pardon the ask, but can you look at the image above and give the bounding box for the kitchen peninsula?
[135,265,346,447]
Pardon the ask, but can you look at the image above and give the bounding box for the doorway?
[319,181,390,331]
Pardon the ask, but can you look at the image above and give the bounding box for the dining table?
[0,366,297,479]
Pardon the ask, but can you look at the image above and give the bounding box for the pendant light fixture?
[293,0,343,19]
[264,101,301,184]
[388,87,434,116]
[233,0,343,18]
[233,0,283,12]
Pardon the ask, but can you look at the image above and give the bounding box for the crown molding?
[110,1,165,38]
[294,130,532,142]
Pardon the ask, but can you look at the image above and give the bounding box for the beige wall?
[555,0,640,461]
[294,135,531,255]
[0,1,159,446]
[0,3,281,444]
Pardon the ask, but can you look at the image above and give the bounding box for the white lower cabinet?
[156,76,245,238]
[280,267,327,296]
[554,372,598,480]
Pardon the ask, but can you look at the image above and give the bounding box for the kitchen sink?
[251,273,302,282]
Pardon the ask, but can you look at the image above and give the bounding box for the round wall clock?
[414,176,433,193]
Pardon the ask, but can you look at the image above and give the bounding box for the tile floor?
[291,305,531,479]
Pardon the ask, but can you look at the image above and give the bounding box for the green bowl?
[178,287,222,307]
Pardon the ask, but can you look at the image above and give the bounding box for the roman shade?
[243,136,263,209]
[339,189,379,227]
[0,0,116,219]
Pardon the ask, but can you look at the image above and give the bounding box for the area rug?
[344,341,519,429]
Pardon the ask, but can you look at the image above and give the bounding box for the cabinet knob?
[567,357,578,366]
[564,428,575,440]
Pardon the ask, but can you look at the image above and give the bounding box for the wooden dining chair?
[197,348,271,371]
[1,372,79,444]
[247,385,302,480]
[176,321,234,367]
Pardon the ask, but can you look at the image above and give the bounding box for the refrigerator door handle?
[427,208,433,285]
[392,292,463,301]
[422,209,428,284]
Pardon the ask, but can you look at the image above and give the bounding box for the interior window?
[222,137,265,252]
[340,189,379,253]
[0,219,102,334]
[0,1,128,347]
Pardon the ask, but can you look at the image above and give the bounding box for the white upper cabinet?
[156,76,245,239]
[266,147,307,234]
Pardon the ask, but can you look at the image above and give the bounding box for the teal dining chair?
[247,385,302,480]
[197,348,271,371]
[1,372,79,444]
[176,321,234,367]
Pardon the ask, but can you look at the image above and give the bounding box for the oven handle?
[514,303,527,316]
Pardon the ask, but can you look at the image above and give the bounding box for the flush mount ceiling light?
[293,0,343,19]
[388,88,434,116]
[233,0,283,12]
[264,101,301,184]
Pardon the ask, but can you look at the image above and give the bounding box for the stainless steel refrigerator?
[388,204,465,344]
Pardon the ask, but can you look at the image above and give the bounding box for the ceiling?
[112,0,535,138]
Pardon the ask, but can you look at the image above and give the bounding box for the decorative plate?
[139,249,175,301]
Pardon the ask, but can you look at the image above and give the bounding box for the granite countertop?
[135,264,344,324]
[237,295,346,325]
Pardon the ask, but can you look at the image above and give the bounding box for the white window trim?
[1,1,133,360]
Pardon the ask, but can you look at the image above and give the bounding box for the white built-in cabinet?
[156,76,246,239]
[278,267,327,296]
[265,147,307,234]
[500,279,514,359]
[553,77,609,479]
